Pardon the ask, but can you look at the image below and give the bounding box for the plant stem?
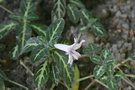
[95,79,109,89]
[0,5,13,14]
[76,75,94,82]
[6,79,28,90]
[84,80,96,90]
[20,60,34,76]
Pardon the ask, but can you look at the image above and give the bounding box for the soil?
[0,0,135,90]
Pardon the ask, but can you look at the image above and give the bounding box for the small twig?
[95,79,109,89]
[6,79,28,90]
[116,67,135,89]
[0,5,13,14]
[121,77,135,89]
[20,60,34,76]
[84,80,96,90]
[114,59,131,69]
[76,75,94,82]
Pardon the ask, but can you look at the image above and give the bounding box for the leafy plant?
[51,0,106,36]
[0,0,108,89]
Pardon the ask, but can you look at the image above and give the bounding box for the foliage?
[0,0,114,89]
[84,44,117,90]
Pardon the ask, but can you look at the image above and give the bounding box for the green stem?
[76,75,94,82]
[6,79,28,90]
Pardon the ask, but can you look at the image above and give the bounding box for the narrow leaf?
[34,60,50,88]
[47,18,65,44]
[31,24,47,36]
[67,4,80,23]
[30,45,48,63]
[0,21,16,39]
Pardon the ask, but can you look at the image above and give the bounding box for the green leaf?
[9,13,24,20]
[30,45,49,63]
[69,0,85,8]
[83,43,101,53]
[67,4,80,24]
[34,60,50,88]
[114,71,124,78]
[90,54,102,64]
[53,51,74,86]
[0,21,16,39]
[0,69,7,80]
[52,0,66,20]
[78,24,89,31]
[101,49,114,63]
[106,64,114,75]
[20,0,35,13]
[46,18,65,44]
[0,78,5,90]
[93,65,106,78]
[18,24,32,49]
[31,24,47,36]
[91,22,106,36]
[71,64,80,90]
[80,9,92,24]
[50,65,60,85]
[129,53,135,60]
[106,76,117,90]
[27,13,39,20]
[20,37,41,54]
[12,44,19,59]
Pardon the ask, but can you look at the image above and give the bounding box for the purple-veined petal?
[54,44,70,52]
[70,50,81,60]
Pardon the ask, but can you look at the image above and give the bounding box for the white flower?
[54,38,85,65]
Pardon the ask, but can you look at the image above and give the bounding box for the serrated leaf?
[90,54,102,64]
[83,43,101,53]
[46,18,65,44]
[0,21,16,39]
[31,24,47,36]
[94,65,106,78]
[67,4,80,24]
[30,45,49,63]
[34,60,50,88]
[53,51,74,85]
[52,0,66,20]
[91,22,106,36]
[69,0,85,8]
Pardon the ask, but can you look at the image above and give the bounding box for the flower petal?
[67,55,73,65]
[73,40,85,50]
[71,50,81,60]
[54,44,70,52]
